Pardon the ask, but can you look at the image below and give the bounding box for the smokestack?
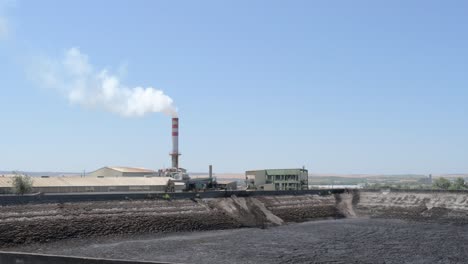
[170,117,180,168]
[209,165,213,179]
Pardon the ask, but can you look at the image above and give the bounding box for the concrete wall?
[246,170,267,185]
[34,185,166,193]
[0,185,167,195]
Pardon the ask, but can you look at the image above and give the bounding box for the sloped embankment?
[0,194,339,248]
[254,194,346,221]
[355,190,468,224]
[0,199,239,247]
[2,190,466,248]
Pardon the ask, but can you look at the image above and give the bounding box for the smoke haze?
[33,47,178,117]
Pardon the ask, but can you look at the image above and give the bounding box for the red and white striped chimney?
[170,117,180,168]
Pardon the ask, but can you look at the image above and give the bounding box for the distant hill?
[309,173,468,178]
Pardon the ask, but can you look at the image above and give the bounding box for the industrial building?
[88,166,157,178]
[217,180,238,190]
[0,176,177,194]
[245,168,309,191]
[0,115,237,194]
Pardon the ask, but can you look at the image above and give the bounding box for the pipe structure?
[170,117,180,168]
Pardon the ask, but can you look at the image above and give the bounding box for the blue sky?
[0,0,467,174]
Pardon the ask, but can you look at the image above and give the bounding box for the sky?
[0,0,467,174]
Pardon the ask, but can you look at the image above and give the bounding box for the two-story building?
[245,168,308,191]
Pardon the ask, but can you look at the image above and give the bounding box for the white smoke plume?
[34,47,177,117]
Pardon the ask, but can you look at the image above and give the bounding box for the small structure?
[186,177,216,192]
[88,167,157,178]
[418,174,434,185]
[166,180,186,192]
[217,180,237,190]
[245,168,309,191]
[158,167,189,180]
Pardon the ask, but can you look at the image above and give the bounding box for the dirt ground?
[7,218,468,264]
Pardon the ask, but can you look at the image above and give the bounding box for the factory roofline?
[246,168,308,173]
[101,166,156,173]
[0,176,174,188]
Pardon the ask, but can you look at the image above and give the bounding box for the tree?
[11,172,33,195]
[433,177,451,190]
[451,177,466,190]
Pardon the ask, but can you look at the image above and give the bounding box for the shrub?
[452,177,467,190]
[11,173,33,195]
[433,177,451,190]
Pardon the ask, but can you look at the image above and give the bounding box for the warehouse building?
[88,166,158,177]
[0,176,176,194]
[245,168,309,191]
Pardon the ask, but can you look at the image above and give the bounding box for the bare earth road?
[7,218,468,264]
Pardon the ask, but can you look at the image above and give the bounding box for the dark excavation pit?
[5,218,468,264]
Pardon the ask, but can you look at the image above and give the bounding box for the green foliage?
[363,176,468,191]
[451,177,467,190]
[449,177,468,190]
[11,172,33,195]
[365,183,430,190]
[433,177,451,190]
[431,177,468,190]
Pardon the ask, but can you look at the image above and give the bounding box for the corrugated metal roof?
[107,166,156,173]
[0,176,173,188]
[266,169,307,175]
[0,177,14,187]
[246,169,307,175]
